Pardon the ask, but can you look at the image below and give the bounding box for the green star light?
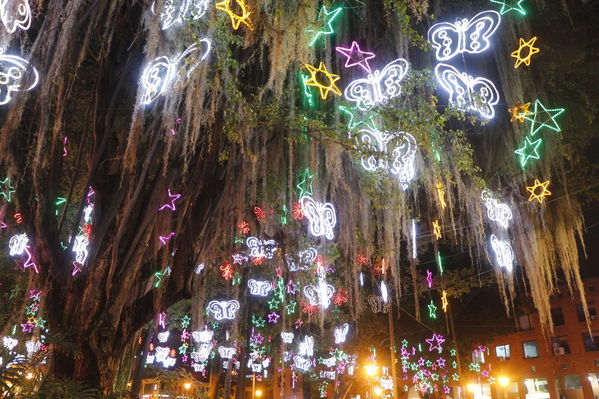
[338,105,376,130]
[296,168,316,197]
[34,317,46,328]
[428,300,437,319]
[515,136,543,168]
[0,177,15,202]
[286,300,297,315]
[306,6,342,46]
[524,99,565,136]
[180,315,192,328]
[251,315,265,328]
[267,297,280,310]
[490,0,527,15]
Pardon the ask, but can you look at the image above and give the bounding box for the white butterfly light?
[280,332,294,344]
[0,0,32,33]
[300,196,336,241]
[368,295,390,313]
[428,10,501,61]
[303,280,335,309]
[320,371,336,380]
[2,336,17,351]
[334,323,349,344]
[25,340,40,358]
[0,54,38,105]
[298,335,314,357]
[192,328,213,343]
[481,190,512,229]
[207,300,240,320]
[218,346,236,359]
[157,331,170,343]
[73,234,89,265]
[293,355,311,371]
[344,58,409,111]
[490,234,514,272]
[321,356,337,367]
[285,247,317,272]
[140,39,211,105]
[434,63,499,119]
[247,279,273,297]
[356,127,417,190]
[9,233,28,256]
[246,237,278,260]
[151,0,209,30]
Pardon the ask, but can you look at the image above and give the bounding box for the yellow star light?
[304,62,341,100]
[508,101,532,123]
[441,290,448,312]
[432,220,442,239]
[526,179,552,203]
[216,0,254,30]
[436,182,447,210]
[511,37,540,68]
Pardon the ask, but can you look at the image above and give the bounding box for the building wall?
[485,277,599,399]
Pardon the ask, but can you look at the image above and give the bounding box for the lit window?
[564,375,582,390]
[495,344,510,359]
[523,378,549,398]
[523,340,539,358]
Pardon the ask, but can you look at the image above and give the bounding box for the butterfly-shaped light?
[368,294,390,313]
[246,237,278,259]
[207,300,240,320]
[481,190,513,228]
[321,356,337,367]
[247,279,273,297]
[8,233,28,256]
[293,355,312,371]
[140,40,211,105]
[151,0,209,30]
[218,346,236,359]
[434,63,499,119]
[298,335,314,357]
[320,371,337,380]
[300,195,337,241]
[0,54,39,105]
[490,234,514,272]
[192,328,214,343]
[157,331,170,343]
[334,323,349,344]
[285,247,317,272]
[344,58,409,111]
[357,127,417,190]
[0,0,32,33]
[2,336,17,351]
[303,280,335,309]
[428,10,501,61]
[281,332,294,344]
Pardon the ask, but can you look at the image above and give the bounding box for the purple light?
[335,41,376,73]
[158,189,181,211]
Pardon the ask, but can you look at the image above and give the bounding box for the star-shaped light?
[450,348,457,357]
[336,41,376,73]
[508,101,532,123]
[267,311,280,324]
[34,317,46,328]
[338,105,376,130]
[441,290,448,312]
[306,6,342,47]
[294,319,304,329]
[29,289,42,301]
[286,301,297,315]
[304,62,341,100]
[526,179,552,203]
[523,99,565,136]
[180,315,192,329]
[153,267,171,288]
[158,189,181,211]
[21,321,34,333]
[275,267,283,278]
[515,136,542,168]
[401,339,409,347]
[251,332,265,345]
[0,177,15,202]
[158,232,175,246]
[432,220,442,240]
[286,280,298,294]
[181,329,191,341]
[178,343,189,355]
[426,270,433,288]
[437,357,446,368]
[215,0,253,30]
[267,297,280,310]
[232,253,247,264]
[297,168,316,197]
[511,36,540,68]
[251,315,265,328]
[490,0,527,15]
[425,333,445,353]
[436,182,447,210]
[428,300,437,319]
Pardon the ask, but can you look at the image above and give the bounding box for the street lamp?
[373,386,383,396]
[364,364,379,377]
[183,382,192,390]
[255,389,263,398]
[498,377,509,387]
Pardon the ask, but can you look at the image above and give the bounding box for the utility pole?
[388,304,399,399]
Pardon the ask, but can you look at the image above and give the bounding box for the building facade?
[480,277,599,399]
